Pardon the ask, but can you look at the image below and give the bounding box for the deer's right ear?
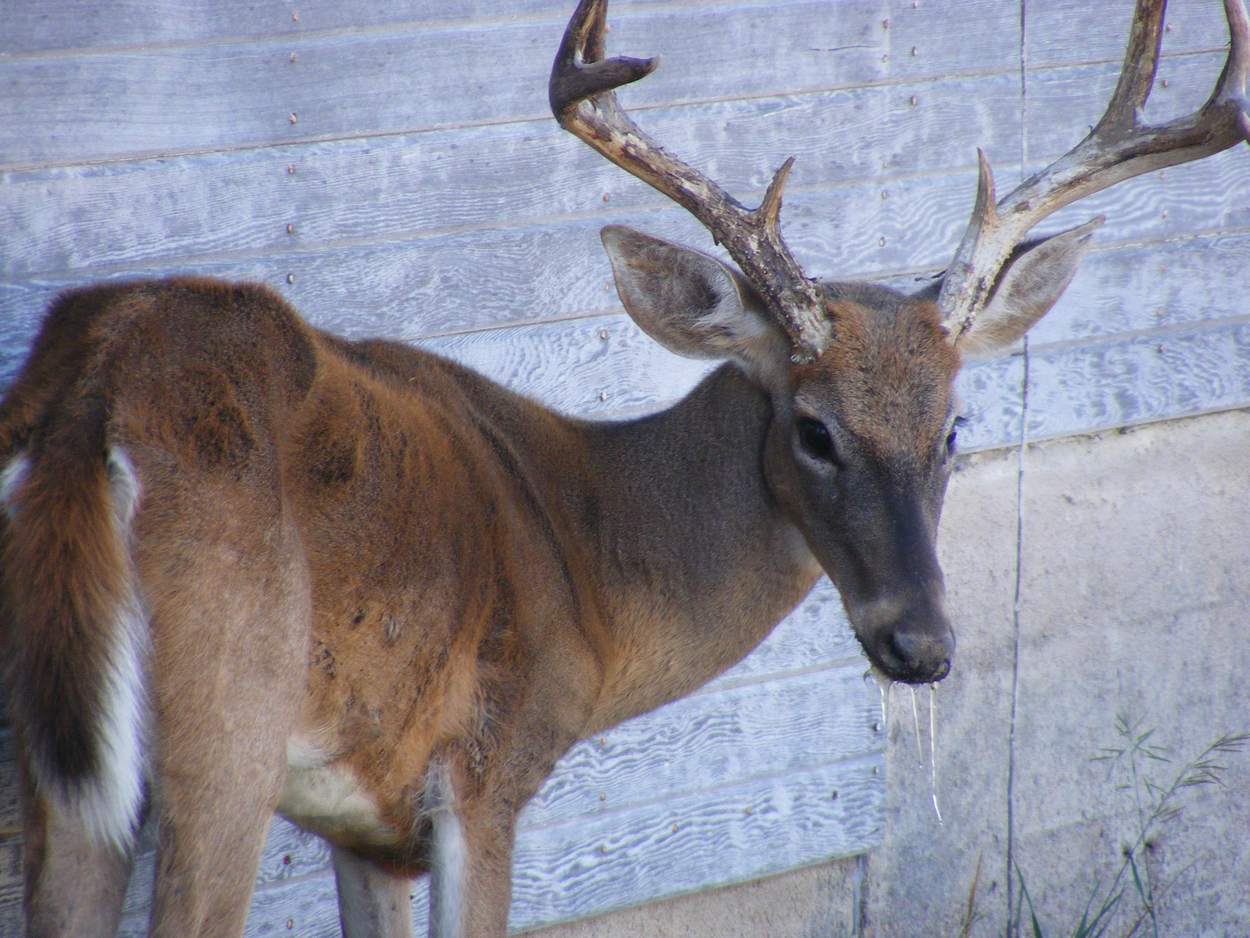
[601,226,790,385]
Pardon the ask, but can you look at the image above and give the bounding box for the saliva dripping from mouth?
[929,682,942,824]
[909,685,943,824]
[866,667,942,824]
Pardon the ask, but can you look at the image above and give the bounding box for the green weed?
[993,716,1247,937]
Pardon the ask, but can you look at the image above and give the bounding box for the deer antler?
[939,0,1250,341]
[550,0,833,361]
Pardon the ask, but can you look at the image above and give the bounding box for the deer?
[1,0,1246,935]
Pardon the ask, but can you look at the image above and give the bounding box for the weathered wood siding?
[0,0,1245,934]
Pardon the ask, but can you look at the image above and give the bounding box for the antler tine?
[549,0,657,116]
[550,0,833,360]
[939,0,1250,340]
[1098,0,1170,134]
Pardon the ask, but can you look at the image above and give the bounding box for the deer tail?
[1,422,148,851]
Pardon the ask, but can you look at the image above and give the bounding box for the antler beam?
[550,0,833,360]
[939,0,1250,340]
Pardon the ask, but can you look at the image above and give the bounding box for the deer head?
[551,0,1249,684]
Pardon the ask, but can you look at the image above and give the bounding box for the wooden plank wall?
[0,0,1246,934]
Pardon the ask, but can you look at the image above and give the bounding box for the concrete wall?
[532,407,1250,936]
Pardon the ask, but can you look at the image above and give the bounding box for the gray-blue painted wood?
[1,0,1247,934]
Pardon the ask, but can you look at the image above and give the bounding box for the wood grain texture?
[109,752,880,936]
[1025,0,1233,69]
[0,0,1032,169]
[508,756,883,929]
[523,666,879,830]
[1026,320,1250,441]
[1,70,1025,279]
[0,0,585,55]
[4,154,1245,376]
[1029,233,1250,347]
[3,46,1233,282]
[1024,51,1247,164]
[0,1,877,167]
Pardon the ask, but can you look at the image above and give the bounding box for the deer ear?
[600,226,790,384]
[958,217,1103,357]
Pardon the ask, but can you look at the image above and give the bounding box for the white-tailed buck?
[2,0,1246,935]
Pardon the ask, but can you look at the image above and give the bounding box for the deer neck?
[575,364,821,729]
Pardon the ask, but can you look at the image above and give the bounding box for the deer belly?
[278,739,396,845]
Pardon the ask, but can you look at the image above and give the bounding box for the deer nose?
[887,628,954,683]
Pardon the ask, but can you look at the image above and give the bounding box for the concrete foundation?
[528,408,1250,937]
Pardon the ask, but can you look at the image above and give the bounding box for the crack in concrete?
[1007,2,1031,932]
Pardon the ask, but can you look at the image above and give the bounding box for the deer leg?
[145,659,297,938]
[140,525,309,938]
[17,743,136,938]
[332,847,416,938]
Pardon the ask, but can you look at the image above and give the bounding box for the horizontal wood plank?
[4,153,1245,379]
[5,44,1229,283]
[523,664,879,829]
[1,70,1025,279]
[113,754,880,935]
[508,756,883,928]
[1024,51,1238,162]
[2,652,879,929]
[0,0,586,56]
[704,579,863,690]
[0,1,881,168]
[0,0,1031,169]
[1029,234,1250,348]
[1025,320,1250,441]
[0,843,20,935]
[1025,0,1232,69]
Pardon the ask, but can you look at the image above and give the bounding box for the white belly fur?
[279,738,395,844]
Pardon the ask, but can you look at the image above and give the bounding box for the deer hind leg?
[17,741,136,937]
[140,511,310,938]
[332,847,416,938]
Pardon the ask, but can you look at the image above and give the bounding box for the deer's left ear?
[957,217,1103,357]
[600,225,791,387]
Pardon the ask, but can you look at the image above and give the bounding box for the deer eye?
[797,417,837,464]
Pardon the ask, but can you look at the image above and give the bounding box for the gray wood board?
[1024,50,1234,159]
[1026,321,1250,441]
[0,0,603,55]
[0,0,1027,168]
[27,0,1224,69]
[4,148,1246,356]
[1,69,1027,278]
[1025,0,1233,69]
[5,47,1230,281]
[106,757,881,936]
